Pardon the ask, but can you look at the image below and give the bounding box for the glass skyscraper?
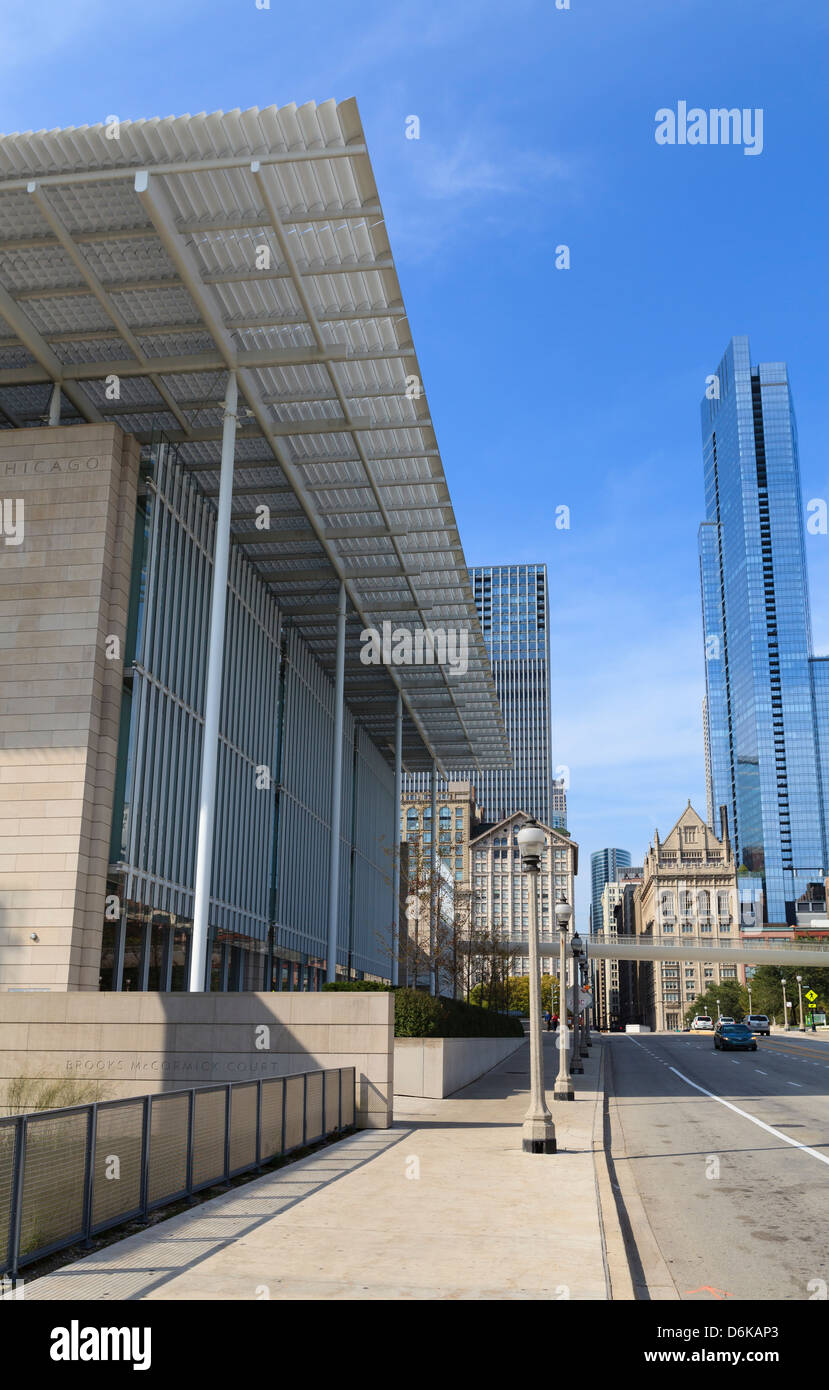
[591,848,631,933]
[699,336,829,925]
[405,564,553,824]
[466,564,553,824]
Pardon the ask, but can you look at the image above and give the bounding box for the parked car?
[745,1014,771,1036]
[714,1022,757,1052]
[691,1015,714,1031]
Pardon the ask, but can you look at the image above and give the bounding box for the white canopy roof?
[0,100,511,774]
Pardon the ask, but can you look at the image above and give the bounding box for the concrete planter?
[0,991,395,1128]
[394,1034,525,1099]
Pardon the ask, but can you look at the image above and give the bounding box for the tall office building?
[551,776,568,830]
[699,336,829,925]
[405,564,554,825]
[591,847,631,933]
[0,103,510,994]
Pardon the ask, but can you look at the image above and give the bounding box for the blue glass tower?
[699,336,829,924]
[591,847,631,933]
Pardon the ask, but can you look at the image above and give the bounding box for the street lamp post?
[582,954,593,1047]
[747,980,753,1014]
[781,977,788,1031]
[578,960,589,1056]
[796,975,805,1032]
[554,899,575,1101]
[570,933,584,1074]
[517,823,556,1154]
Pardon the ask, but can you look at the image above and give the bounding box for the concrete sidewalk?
[24,1033,627,1301]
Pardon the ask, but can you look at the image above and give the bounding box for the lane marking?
[788,1082,803,1088]
[763,1042,829,1060]
[755,1069,767,1074]
[666,1065,829,1168]
[622,1038,829,1169]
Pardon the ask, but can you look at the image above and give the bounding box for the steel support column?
[326,582,347,984]
[189,372,238,990]
[430,759,438,996]
[391,693,402,987]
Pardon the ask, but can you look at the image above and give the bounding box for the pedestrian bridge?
[503,933,829,967]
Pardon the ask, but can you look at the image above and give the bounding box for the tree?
[744,966,829,1026]
[469,972,560,1016]
[685,980,748,1025]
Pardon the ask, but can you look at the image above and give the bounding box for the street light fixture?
[517,822,556,1153]
[570,932,585,1074]
[581,948,592,1048]
[796,975,805,1032]
[781,977,788,1032]
[554,898,575,1101]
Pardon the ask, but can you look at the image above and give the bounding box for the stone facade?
[470,811,578,975]
[635,802,741,1030]
[0,990,394,1127]
[0,424,139,991]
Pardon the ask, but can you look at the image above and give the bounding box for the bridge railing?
[595,933,829,953]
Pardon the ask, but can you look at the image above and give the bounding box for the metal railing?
[0,1066,355,1280]
[598,933,829,953]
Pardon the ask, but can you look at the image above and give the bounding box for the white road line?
[755,1069,767,1074]
[788,1082,803,1088]
[666,1065,829,1168]
[623,1037,829,1169]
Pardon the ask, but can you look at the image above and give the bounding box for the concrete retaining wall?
[0,991,394,1128]
[394,1034,525,1099]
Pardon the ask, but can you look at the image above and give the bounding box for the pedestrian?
[544,1009,552,1031]
[551,1012,559,1031]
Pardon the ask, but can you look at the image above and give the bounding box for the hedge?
[322,982,524,1039]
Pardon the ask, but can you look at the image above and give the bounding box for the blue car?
[714,1022,757,1052]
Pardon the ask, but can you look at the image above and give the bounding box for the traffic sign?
[805,989,818,1003]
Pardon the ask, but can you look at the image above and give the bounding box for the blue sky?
[3,0,827,924]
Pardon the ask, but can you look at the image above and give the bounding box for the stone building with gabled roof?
[635,801,742,1030]
[470,810,578,977]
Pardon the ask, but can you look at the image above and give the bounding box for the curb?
[596,1039,680,1301]
[591,1042,635,1300]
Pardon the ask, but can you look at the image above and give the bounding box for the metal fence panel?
[341,1068,355,1128]
[1,1067,353,1277]
[228,1083,257,1175]
[324,1071,339,1134]
[0,1123,16,1272]
[283,1074,304,1151]
[20,1111,87,1261]
[147,1094,189,1208]
[260,1078,284,1160]
[305,1072,323,1144]
[191,1087,227,1190]
[91,1101,144,1233]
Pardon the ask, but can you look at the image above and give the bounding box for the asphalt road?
[605,1030,829,1300]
